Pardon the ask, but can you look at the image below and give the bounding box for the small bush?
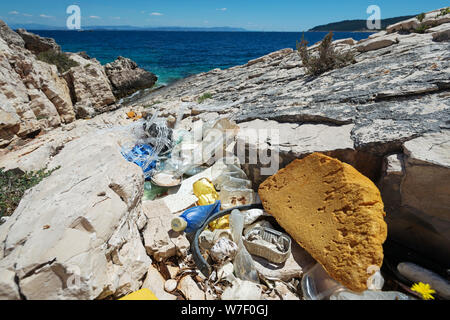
[37,50,79,73]
[438,7,450,17]
[198,93,213,103]
[414,23,431,34]
[0,166,60,219]
[416,13,426,22]
[296,32,355,76]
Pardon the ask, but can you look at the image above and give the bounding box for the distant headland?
[308,15,416,31]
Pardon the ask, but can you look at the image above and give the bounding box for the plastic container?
[119,288,158,300]
[171,200,221,233]
[243,226,291,264]
[219,186,254,209]
[211,157,254,209]
[301,263,346,300]
[151,171,182,187]
[330,290,413,300]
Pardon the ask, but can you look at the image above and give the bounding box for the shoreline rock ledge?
[105,56,158,99]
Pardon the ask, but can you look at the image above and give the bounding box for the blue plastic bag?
[121,144,157,178]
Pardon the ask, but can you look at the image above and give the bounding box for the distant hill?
[10,24,247,32]
[308,15,415,31]
[9,23,66,30]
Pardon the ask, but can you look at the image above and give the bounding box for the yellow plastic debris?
[119,288,158,300]
[193,178,219,206]
[208,214,230,230]
[126,111,143,121]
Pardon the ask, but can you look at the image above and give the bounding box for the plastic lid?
[171,217,188,232]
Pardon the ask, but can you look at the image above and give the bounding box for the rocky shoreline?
[0,22,157,150]
[0,9,449,300]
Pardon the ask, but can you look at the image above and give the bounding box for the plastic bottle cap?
[171,217,188,232]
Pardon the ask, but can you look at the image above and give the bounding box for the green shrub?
[438,7,450,17]
[198,93,213,103]
[414,23,431,34]
[37,50,79,73]
[296,32,355,76]
[36,114,48,120]
[416,13,426,22]
[0,166,59,220]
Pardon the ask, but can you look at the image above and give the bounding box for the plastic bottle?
[171,200,221,233]
[193,178,220,206]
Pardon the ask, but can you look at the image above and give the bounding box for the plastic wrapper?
[120,113,173,179]
[142,113,173,155]
[155,129,202,178]
[208,215,230,231]
[230,209,259,283]
[193,178,220,206]
[212,158,248,188]
[243,209,270,226]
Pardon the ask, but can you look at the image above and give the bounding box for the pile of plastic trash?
[119,111,427,301]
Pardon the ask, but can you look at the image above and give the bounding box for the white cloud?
[150,12,163,16]
[217,8,227,11]
[22,13,32,17]
[9,11,20,15]
[89,16,101,19]
[112,17,121,20]
[40,14,54,18]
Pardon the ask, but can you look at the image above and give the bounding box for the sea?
[33,30,374,85]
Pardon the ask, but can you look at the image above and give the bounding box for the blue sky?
[0,0,447,31]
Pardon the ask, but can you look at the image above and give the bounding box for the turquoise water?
[33,31,373,85]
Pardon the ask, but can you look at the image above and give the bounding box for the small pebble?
[164,279,178,293]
